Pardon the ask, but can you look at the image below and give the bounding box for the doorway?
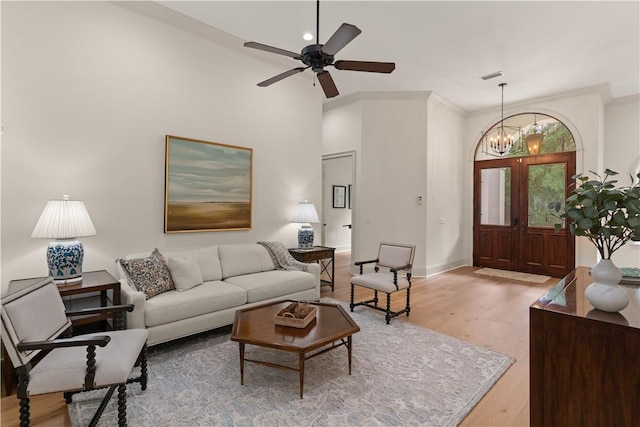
[473,151,576,277]
[322,152,354,251]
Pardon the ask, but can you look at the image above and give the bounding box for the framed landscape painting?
[165,135,252,233]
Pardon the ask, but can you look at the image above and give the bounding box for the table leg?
[299,353,305,399]
[2,344,14,395]
[348,335,353,375]
[330,256,335,291]
[239,343,245,385]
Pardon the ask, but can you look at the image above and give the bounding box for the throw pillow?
[119,248,175,299]
[167,256,204,291]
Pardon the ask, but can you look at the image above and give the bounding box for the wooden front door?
[473,151,575,277]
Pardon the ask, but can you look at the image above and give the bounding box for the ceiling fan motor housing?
[301,44,335,72]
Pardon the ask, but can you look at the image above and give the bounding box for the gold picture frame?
[164,135,252,233]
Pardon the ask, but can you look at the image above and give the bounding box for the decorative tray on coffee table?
[274,301,316,328]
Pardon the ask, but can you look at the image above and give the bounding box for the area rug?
[68,299,514,427]
[474,267,551,283]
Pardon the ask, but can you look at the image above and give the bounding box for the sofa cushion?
[224,270,315,303]
[144,281,247,327]
[119,249,175,299]
[218,244,276,279]
[167,256,203,291]
[161,246,222,281]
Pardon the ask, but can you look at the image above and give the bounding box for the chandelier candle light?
[291,200,320,249]
[31,195,97,284]
[489,83,514,156]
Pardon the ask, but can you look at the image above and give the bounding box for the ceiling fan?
[244,0,395,98]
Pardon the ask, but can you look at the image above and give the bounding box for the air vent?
[481,71,504,81]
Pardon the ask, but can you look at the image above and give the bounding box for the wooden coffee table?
[231,300,360,398]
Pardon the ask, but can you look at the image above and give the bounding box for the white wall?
[1,2,322,293]
[425,95,466,275]
[323,93,460,276]
[604,95,640,267]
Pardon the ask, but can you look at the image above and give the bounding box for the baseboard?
[425,259,469,277]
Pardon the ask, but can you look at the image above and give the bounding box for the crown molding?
[607,94,640,106]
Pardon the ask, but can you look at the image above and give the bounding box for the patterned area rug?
[69,299,514,426]
[474,267,551,283]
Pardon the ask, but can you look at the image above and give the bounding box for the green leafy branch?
[548,169,640,259]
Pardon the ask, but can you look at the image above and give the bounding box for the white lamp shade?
[31,196,97,239]
[291,201,319,224]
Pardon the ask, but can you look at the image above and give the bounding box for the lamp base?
[47,239,85,281]
[298,225,314,249]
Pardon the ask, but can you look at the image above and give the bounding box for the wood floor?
[0,252,553,426]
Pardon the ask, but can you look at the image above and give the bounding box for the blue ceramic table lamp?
[31,195,97,284]
[291,201,319,249]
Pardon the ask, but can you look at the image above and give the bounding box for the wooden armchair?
[1,277,149,427]
[350,242,416,324]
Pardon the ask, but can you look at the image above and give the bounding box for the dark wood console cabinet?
[530,266,639,426]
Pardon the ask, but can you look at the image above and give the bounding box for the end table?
[289,246,335,291]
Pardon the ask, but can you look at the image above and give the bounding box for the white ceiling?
[157,1,640,112]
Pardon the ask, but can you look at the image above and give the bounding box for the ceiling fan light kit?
[244,0,395,98]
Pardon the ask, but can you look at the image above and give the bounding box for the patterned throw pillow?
[119,248,175,299]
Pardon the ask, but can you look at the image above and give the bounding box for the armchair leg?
[17,370,30,427]
[89,386,116,427]
[19,397,30,427]
[350,283,355,312]
[385,293,392,324]
[140,345,148,390]
[406,287,411,317]
[117,384,127,427]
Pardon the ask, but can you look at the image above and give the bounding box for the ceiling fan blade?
[257,67,307,87]
[317,70,339,98]
[334,60,396,73]
[244,42,302,60]
[321,23,361,56]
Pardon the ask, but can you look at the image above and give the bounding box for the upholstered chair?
[350,242,416,324]
[1,277,149,427]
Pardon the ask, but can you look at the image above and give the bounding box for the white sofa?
[117,243,320,346]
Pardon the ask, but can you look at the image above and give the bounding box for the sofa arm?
[120,279,146,329]
[117,264,146,330]
[306,262,321,298]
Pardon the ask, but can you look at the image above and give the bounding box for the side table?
[289,246,335,291]
[3,270,121,395]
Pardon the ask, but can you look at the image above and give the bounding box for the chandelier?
[525,114,544,155]
[482,83,522,157]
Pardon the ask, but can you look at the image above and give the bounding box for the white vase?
[585,259,629,312]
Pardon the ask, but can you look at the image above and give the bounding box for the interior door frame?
[321,151,356,255]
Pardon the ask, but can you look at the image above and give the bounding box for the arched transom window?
[475,112,576,161]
